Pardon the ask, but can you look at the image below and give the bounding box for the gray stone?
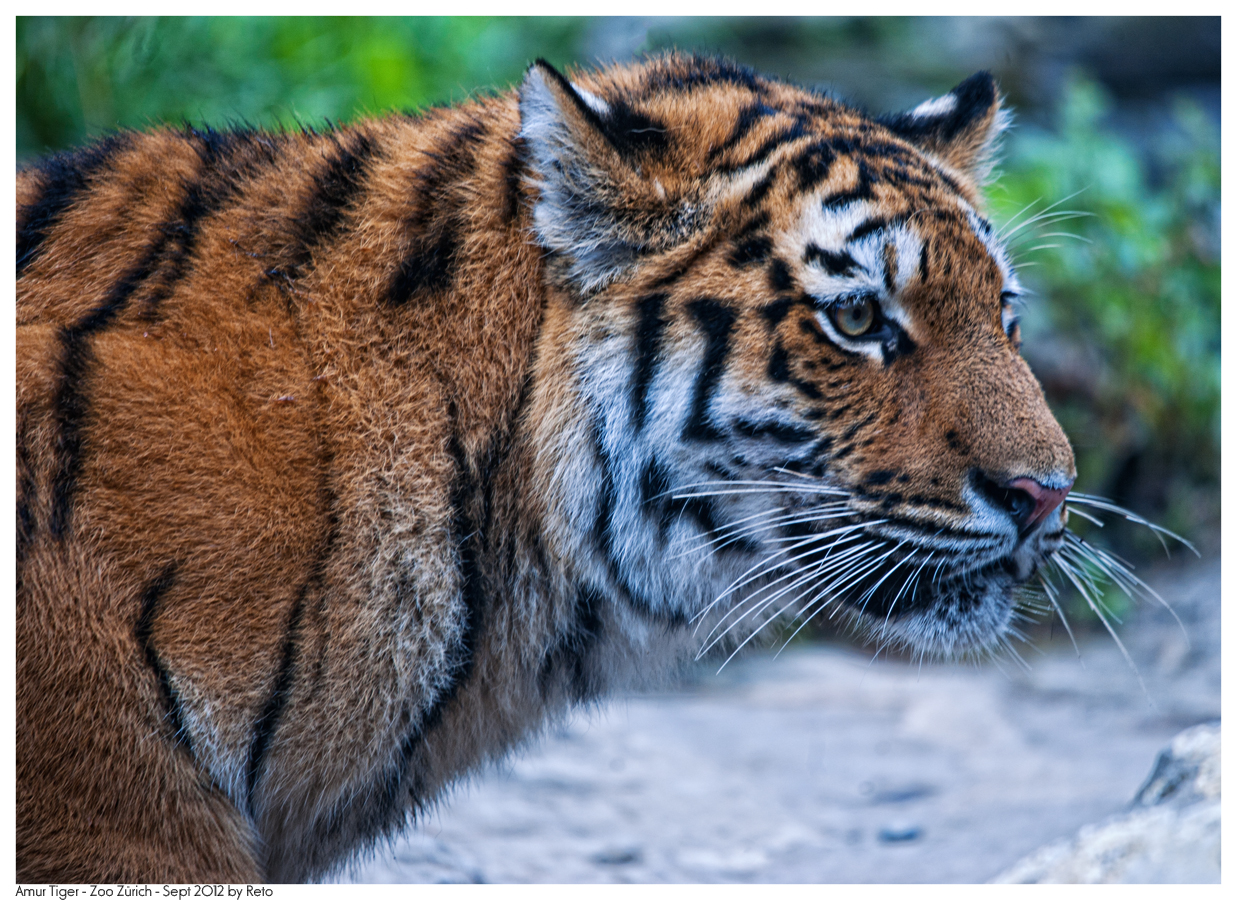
[990,722,1220,884]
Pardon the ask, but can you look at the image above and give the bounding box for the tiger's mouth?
[836,517,1066,614]
[819,511,1074,654]
[834,553,1021,621]
[692,482,1179,662]
[747,508,1068,657]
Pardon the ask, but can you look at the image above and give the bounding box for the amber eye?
[831,296,877,337]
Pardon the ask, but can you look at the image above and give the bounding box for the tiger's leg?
[16,543,261,883]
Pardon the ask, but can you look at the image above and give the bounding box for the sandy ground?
[339,557,1220,884]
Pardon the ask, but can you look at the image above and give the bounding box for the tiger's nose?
[974,471,1073,533]
[1003,476,1073,533]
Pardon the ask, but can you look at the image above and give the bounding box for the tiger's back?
[17,55,1076,882]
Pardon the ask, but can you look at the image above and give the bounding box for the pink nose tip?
[1006,477,1073,530]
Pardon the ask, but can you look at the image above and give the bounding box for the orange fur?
[17,54,1073,881]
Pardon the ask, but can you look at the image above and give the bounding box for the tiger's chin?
[825,513,1072,658]
[839,557,1039,660]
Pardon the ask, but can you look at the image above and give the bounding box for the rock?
[990,722,1220,884]
[591,845,643,865]
[877,824,923,843]
[1132,721,1220,808]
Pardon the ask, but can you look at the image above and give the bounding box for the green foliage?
[989,75,1220,565]
[17,17,589,159]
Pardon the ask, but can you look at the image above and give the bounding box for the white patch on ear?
[573,84,611,116]
[911,93,957,119]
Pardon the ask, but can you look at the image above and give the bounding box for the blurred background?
[17,16,1220,628]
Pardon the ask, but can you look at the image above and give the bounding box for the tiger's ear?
[879,72,1009,192]
[519,59,687,294]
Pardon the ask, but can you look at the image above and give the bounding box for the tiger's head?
[518,55,1075,658]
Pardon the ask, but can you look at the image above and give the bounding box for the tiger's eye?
[833,297,876,337]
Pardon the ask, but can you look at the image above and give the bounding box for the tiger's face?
[521,57,1076,657]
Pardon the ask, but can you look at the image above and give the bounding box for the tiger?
[17,53,1079,883]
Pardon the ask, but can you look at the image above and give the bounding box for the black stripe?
[791,141,836,191]
[848,217,892,244]
[500,137,527,223]
[49,251,160,539]
[598,98,670,158]
[377,428,490,779]
[918,242,930,284]
[639,456,674,520]
[387,117,487,307]
[649,239,714,291]
[641,456,684,543]
[592,420,686,627]
[267,130,378,285]
[902,494,965,512]
[722,120,807,174]
[630,293,669,431]
[681,298,736,443]
[48,128,258,539]
[17,133,130,277]
[704,461,741,482]
[804,245,858,276]
[767,343,792,383]
[133,563,191,751]
[387,228,457,304]
[832,441,857,462]
[709,103,774,161]
[744,171,776,206]
[842,411,878,441]
[640,56,762,96]
[16,415,37,579]
[538,585,606,702]
[380,356,542,822]
[371,403,503,819]
[350,396,524,843]
[145,127,274,315]
[246,590,308,811]
[768,258,794,293]
[246,453,338,809]
[672,493,722,544]
[792,379,824,400]
[639,457,756,554]
[882,244,898,296]
[733,212,770,240]
[733,417,817,444]
[762,297,795,327]
[304,452,342,701]
[729,213,773,268]
[821,159,875,210]
[933,166,967,199]
[440,430,488,702]
[880,321,917,364]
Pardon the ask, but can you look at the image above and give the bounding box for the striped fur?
[16,55,1074,882]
